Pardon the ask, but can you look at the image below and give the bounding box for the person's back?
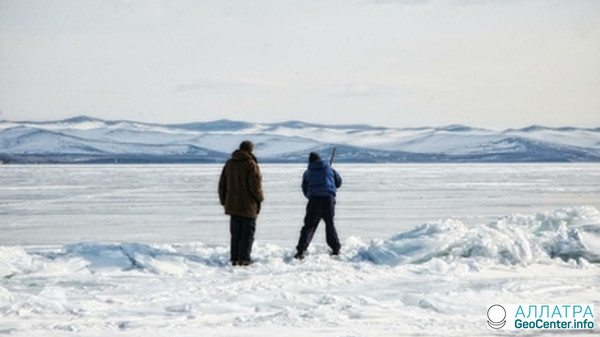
[302,159,341,199]
[219,148,263,219]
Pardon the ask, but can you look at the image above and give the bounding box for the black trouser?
[230,215,256,262]
[296,196,341,253]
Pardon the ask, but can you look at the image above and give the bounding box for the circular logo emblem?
[487,304,506,329]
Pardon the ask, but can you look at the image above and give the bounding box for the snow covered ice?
[1,164,599,336]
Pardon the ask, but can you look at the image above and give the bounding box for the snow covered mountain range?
[1,116,599,163]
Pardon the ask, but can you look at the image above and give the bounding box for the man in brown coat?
[218,140,264,266]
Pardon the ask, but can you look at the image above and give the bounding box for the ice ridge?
[359,206,600,266]
[1,207,598,280]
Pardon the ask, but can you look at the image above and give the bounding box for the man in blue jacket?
[294,152,342,260]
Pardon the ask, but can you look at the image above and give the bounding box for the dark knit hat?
[239,140,254,152]
[309,152,321,163]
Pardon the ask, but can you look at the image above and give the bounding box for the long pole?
[329,147,337,166]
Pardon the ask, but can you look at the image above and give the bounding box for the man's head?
[239,140,254,152]
[309,152,321,163]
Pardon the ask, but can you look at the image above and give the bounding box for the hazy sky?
[1,0,599,128]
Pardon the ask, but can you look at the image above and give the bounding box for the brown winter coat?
[218,150,264,219]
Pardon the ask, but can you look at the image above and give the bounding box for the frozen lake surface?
[1,163,599,246]
[1,164,599,336]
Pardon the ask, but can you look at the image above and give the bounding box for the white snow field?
[1,164,599,336]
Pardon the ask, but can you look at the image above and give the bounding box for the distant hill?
[1,116,599,163]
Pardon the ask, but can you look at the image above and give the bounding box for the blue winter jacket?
[302,160,342,199]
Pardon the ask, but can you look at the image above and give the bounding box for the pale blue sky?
[1,0,599,128]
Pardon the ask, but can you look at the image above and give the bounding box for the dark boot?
[238,259,253,266]
[294,250,305,260]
